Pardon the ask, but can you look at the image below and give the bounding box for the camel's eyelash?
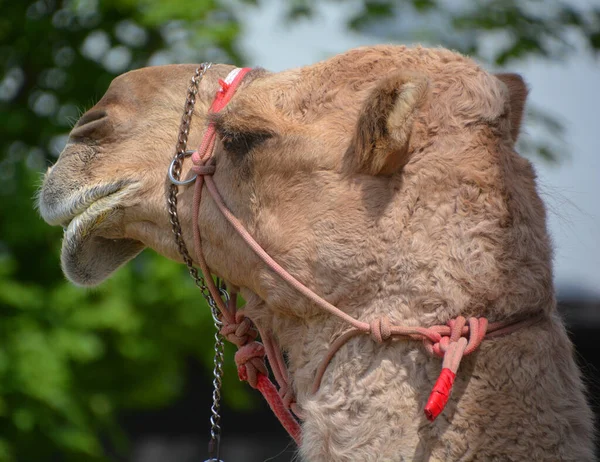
[219,129,271,158]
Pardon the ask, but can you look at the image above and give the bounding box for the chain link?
[165,62,227,462]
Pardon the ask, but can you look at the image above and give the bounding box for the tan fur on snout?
[38,45,595,460]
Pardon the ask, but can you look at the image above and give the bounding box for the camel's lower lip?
[57,183,145,286]
[61,231,145,287]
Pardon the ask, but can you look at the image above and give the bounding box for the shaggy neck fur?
[276,307,590,462]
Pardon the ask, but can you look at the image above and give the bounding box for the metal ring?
[168,150,197,185]
[208,288,230,325]
[218,287,230,303]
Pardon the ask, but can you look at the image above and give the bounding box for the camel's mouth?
[38,181,145,286]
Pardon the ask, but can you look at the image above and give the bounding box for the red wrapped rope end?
[424,368,456,421]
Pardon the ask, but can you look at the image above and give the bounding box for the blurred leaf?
[0,438,15,462]
[590,31,600,50]
[51,426,102,456]
[134,0,219,25]
[349,0,394,30]
[284,0,314,21]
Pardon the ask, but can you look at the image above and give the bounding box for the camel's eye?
[219,130,271,158]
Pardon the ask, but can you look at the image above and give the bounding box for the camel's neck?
[272,307,424,460]
[259,297,440,460]
[256,298,594,462]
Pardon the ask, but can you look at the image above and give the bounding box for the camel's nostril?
[71,109,109,140]
[75,109,108,128]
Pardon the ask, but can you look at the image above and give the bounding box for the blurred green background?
[1,0,599,460]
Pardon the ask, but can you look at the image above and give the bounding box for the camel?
[38,45,595,461]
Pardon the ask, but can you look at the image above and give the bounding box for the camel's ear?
[347,71,428,176]
[495,73,528,142]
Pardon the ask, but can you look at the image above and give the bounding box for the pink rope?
[256,374,302,445]
[257,325,289,389]
[208,170,544,418]
[189,67,301,442]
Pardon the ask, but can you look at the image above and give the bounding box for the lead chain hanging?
[206,283,227,462]
[165,62,227,462]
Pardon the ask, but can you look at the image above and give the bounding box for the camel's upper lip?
[39,180,134,228]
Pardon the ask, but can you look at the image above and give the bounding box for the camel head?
[38,63,236,285]
[38,45,597,462]
[38,45,545,324]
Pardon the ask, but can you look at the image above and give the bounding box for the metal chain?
[165,62,227,462]
[207,293,226,462]
[166,63,213,301]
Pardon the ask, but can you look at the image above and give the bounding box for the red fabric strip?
[424,368,456,421]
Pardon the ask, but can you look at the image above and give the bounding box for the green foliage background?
[0,1,245,460]
[0,0,598,460]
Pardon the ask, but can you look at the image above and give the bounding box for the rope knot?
[220,312,258,347]
[423,316,489,358]
[190,150,201,165]
[423,316,489,421]
[235,342,268,388]
[190,163,215,176]
[369,317,392,343]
